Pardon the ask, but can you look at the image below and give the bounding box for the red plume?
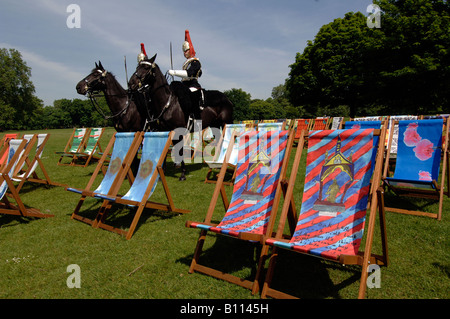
[140,43,147,56]
[184,30,196,57]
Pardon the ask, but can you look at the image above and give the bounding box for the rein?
[85,69,132,120]
[88,91,131,120]
[135,61,174,127]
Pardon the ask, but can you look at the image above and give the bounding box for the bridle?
[133,60,174,128]
[84,69,132,120]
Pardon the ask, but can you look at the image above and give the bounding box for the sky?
[1,0,371,107]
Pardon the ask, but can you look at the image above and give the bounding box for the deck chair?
[330,117,344,130]
[70,127,104,167]
[56,127,90,166]
[382,118,449,220]
[1,138,53,218]
[204,124,248,185]
[12,134,63,192]
[0,133,19,166]
[186,129,294,293]
[67,132,143,226]
[92,131,190,239]
[312,117,330,130]
[260,127,388,299]
[294,119,312,143]
[257,122,285,132]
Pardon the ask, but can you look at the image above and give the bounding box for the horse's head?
[128,54,158,92]
[76,61,109,95]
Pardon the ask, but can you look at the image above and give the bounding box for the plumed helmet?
[138,43,147,62]
[182,30,196,57]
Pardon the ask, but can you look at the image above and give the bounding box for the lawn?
[0,127,448,300]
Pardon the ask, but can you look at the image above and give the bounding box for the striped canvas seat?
[312,117,329,130]
[294,119,311,141]
[261,128,388,299]
[56,128,89,166]
[187,129,293,293]
[71,127,104,167]
[267,129,376,260]
[1,138,53,218]
[190,130,289,238]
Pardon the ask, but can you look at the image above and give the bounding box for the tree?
[0,48,42,130]
[224,88,252,121]
[287,12,384,118]
[286,0,450,117]
[373,0,450,114]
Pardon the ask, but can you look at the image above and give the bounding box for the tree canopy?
[286,0,450,117]
[2,0,449,130]
[0,48,44,130]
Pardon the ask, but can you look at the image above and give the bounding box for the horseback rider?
[168,30,204,120]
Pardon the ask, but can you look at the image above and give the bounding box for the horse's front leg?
[179,160,186,181]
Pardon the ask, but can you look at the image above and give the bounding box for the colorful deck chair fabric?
[386,116,418,155]
[71,127,104,167]
[0,138,53,218]
[0,134,18,166]
[261,128,388,299]
[257,122,284,133]
[67,132,142,225]
[204,124,248,185]
[344,120,382,130]
[294,119,311,140]
[12,134,63,191]
[186,130,293,293]
[56,128,90,166]
[382,118,448,220]
[11,134,35,179]
[93,131,189,239]
[312,117,329,130]
[331,117,344,130]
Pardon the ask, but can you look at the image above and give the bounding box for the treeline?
[2,0,449,130]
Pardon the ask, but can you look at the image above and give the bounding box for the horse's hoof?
[179,176,186,181]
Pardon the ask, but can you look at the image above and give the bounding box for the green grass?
[0,127,448,299]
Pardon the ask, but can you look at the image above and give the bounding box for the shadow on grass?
[383,191,439,214]
[0,214,33,228]
[176,232,362,299]
[67,199,182,239]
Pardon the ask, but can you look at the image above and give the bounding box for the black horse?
[128,54,233,180]
[76,61,146,132]
[128,54,233,134]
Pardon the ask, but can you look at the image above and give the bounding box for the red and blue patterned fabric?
[267,129,376,260]
[190,130,289,237]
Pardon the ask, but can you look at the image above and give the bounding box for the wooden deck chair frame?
[260,128,388,299]
[12,134,64,192]
[293,119,312,144]
[185,130,295,294]
[91,131,190,240]
[56,127,91,166]
[67,132,142,226]
[382,118,449,220]
[1,138,53,218]
[71,127,105,167]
